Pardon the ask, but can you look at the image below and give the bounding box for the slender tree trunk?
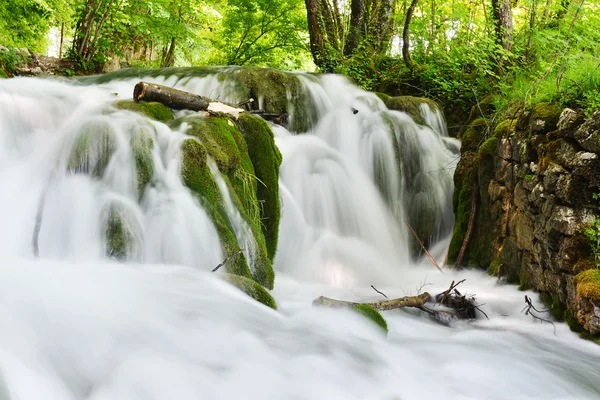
[59,23,65,59]
[527,0,537,52]
[491,0,514,73]
[161,37,176,67]
[491,0,514,52]
[402,0,419,70]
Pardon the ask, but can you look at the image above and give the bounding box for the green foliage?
[583,193,600,268]
[0,47,26,75]
[0,0,51,52]
[352,304,388,334]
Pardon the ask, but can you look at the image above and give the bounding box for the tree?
[490,0,514,72]
[304,0,398,71]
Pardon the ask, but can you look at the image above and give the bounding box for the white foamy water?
[0,70,599,400]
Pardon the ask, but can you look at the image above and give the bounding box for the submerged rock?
[222,273,277,310]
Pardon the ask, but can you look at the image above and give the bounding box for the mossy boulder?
[115,100,174,122]
[231,67,310,132]
[460,118,488,153]
[352,304,388,334]
[130,127,154,198]
[530,102,562,135]
[236,114,282,261]
[385,96,439,125]
[174,114,279,289]
[575,269,600,299]
[68,120,116,177]
[102,202,142,261]
[223,273,277,310]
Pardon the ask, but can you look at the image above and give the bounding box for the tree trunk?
[161,37,176,67]
[345,0,366,56]
[305,0,331,71]
[59,23,65,59]
[491,0,514,51]
[402,0,419,70]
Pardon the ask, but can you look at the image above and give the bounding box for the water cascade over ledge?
[1,67,600,399]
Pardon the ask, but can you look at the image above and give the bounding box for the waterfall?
[1,69,600,400]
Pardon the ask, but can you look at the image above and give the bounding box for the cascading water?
[1,68,600,400]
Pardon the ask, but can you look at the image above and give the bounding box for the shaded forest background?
[0,0,599,125]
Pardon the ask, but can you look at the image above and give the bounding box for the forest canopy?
[1,0,598,120]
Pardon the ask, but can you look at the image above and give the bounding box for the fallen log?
[313,292,431,311]
[134,82,216,111]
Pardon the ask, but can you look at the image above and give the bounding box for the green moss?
[223,273,277,310]
[530,102,561,133]
[518,271,530,290]
[232,67,309,132]
[478,136,498,159]
[180,138,253,280]
[460,118,488,153]
[540,292,567,320]
[175,114,279,289]
[130,129,154,198]
[115,100,173,122]
[487,259,502,276]
[575,269,600,299]
[68,121,116,178]
[447,152,477,264]
[102,204,141,261]
[493,119,516,137]
[236,114,282,262]
[375,92,391,102]
[352,304,388,334]
[385,96,438,124]
[0,69,7,79]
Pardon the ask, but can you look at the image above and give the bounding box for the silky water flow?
[0,70,599,400]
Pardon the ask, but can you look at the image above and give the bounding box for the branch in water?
[212,249,245,272]
[371,285,388,298]
[404,219,443,273]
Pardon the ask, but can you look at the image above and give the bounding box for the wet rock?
[545,206,595,236]
[514,181,530,210]
[515,213,535,252]
[488,180,506,203]
[541,162,566,193]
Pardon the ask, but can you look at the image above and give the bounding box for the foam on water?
[1,71,600,400]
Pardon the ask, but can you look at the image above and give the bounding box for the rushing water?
[1,69,600,400]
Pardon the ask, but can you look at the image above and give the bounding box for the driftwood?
[313,292,431,311]
[314,279,488,325]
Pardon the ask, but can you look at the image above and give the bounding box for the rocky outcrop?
[449,104,600,338]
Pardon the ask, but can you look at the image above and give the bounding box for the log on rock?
[313,292,431,311]
[134,82,214,111]
[133,82,244,119]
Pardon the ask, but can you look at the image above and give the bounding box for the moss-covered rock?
[575,269,600,299]
[460,118,488,153]
[530,102,562,135]
[352,304,388,334]
[447,152,477,264]
[130,128,154,198]
[375,92,391,102]
[385,96,438,125]
[68,120,116,178]
[236,114,282,262]
[102,203,142,261]
[115,100,174,122]
[174,114,279,289]
[232,67,310,132]
[223,273,277,310]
